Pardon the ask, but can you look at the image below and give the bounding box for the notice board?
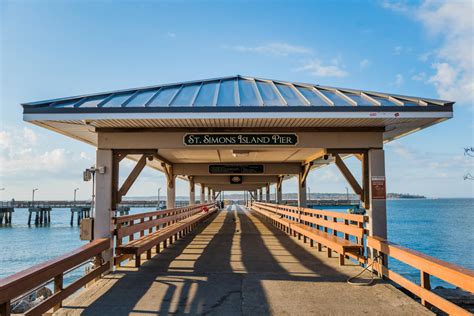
[371,176,386,200]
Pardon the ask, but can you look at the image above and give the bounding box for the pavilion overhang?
[20,75,455,249]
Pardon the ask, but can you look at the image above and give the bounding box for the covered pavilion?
[22,75,453,254]
[5,75,471,315]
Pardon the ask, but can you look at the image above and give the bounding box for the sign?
[184,133,298,146]
[230,175,243,184]
[371,176,386,200]
[209,164,264,174]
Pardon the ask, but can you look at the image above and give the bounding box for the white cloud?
[229,42,312,57]
[298,58,348,78]
[0,127,93,178]
[393,45,412,55]
[23,127,37,145]
[0,131,12,149]
[394,45,403,55]
[383,0,474,104]
[411,72,426,81]
[381,1,410,14]
[394,73,404,87]
[359,59,370,68]
[385,142,474,190]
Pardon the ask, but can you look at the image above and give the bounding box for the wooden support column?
[362,152,371,209]
[163,163,176,209]
[367,149,387,239]
[188,176,195,205]
[200,184,205,204]
[276,176,283,204]
[265,183,270,202]
[298,164,311,208]
[94,149,114,267]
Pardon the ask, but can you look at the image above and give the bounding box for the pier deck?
[55,206,430,315]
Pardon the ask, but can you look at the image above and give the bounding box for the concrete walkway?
[56,205,431,315]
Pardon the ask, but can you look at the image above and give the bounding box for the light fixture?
[232,150,250,157]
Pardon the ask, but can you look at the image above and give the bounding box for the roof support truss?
[334,154,363,198]
[118,154,148,199]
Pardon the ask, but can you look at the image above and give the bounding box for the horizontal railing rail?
[368,236,474,315]
[0,200,192,208]
[114,203,212,224]
[0,238,110,316]
[253,202,366,238]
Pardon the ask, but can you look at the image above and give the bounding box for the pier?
[27,207,52,226]
[0,208,14,225]
[69,207,91,226]
[1,75,471,315]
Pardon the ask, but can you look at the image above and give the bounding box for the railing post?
[53,273,64,311]
[1,301,11,316]
[420,271,432,308]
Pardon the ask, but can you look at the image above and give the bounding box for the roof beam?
[334,154,363,197]
[251,79,264,106]
[193,175,279,184]
[335,89,357,106]
[173,163,302,176]
[121,90,140,107]
[312,87,334,106]
[361,92,381,106]
[270,81,288,106]
[118,155,148,199]
[145,88,162,106]
[153,152,173,166]
[300,162,312,185]
[167,85,183,106]
[207,184,268,191]
[213,80,221,106]
[290,84,311,106]
[190,83,203,106]
[161,163,175,189]
[234,78,240,106]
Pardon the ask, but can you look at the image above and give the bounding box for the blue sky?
[1,0,473,200]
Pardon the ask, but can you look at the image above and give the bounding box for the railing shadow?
[63,205,355,315]
[70,212,219,315]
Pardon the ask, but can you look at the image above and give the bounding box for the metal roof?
[22,75,454,111]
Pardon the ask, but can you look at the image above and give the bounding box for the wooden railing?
[114,203,216,264]
[252,202,367,263]
[368,236,474,315]
[253,202,366,242]
[0,238,110,316]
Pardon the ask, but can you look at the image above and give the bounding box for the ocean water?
[0,199,473,289]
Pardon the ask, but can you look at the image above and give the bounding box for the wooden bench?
[251,202,366,265]
[114,203,217,267]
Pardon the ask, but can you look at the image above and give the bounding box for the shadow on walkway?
[60,205,359,315]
